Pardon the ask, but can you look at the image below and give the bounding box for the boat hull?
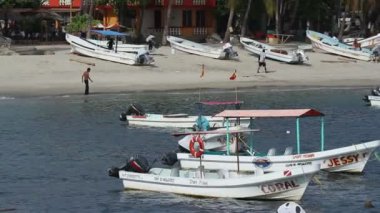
[167,36,225,59]
[178,140,380,173]
[367,96,380,106]
[307,30,372,61]
[126,114,248,128]
[240,37,307,64]
[66,34,154,65]
[118,165,319,200]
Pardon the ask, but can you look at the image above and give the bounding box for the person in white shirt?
[257,49,267,73]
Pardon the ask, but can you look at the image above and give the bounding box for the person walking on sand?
[257,49,267,73]
[82,68,93,95]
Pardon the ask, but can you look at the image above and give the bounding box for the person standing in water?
[257,49,267,73]
[82,67,93,95]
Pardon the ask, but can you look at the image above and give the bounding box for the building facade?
[42,0,82,24]
[127,0,217,40]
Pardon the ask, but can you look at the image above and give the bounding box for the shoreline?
[0,44,379,98]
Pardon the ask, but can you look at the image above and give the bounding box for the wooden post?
[296,118,300,154]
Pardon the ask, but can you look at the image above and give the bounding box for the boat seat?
[284,146,293,155]
[267,148,276,156]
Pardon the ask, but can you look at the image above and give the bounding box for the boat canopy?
[91,30,129,37]
[214,109,324,118]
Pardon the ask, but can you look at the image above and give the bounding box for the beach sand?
[0,44,379,97]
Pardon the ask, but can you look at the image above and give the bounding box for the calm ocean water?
[0,87,379,213]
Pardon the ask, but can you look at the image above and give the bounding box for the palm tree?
[223,0,237,43]
[162,0,174,45]
[86,0,94,38]
[240,0,252,37]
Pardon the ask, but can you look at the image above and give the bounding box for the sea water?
[0,87,379,212]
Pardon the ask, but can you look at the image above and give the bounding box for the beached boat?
[345,33,380,48]
[119,101,249,129]
[65,33,154,65]
[177,109,380,173]
[240,37,308,64]
[306,30,374,61]
[108,155,320,200]
[166,36,238,60]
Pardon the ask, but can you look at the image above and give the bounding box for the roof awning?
[214,109,324,118]
[91,30,129,36]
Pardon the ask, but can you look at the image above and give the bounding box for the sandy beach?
[0,44,379,97]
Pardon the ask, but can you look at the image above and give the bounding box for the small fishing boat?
[177,109,380,173]
[240,37,308,64]
[166,36,238,60]
[306,30,374,61]
[108,155,320,200]
[65,32,154,65]
[119,101,249,129]
[363,87,380,106]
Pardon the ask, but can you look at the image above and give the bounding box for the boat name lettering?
[292,153,315,159]
[285,161,312,167]
[326,154,360,167]
[154,176,175,183]
[261,180,300,194]
[189,179,208,186]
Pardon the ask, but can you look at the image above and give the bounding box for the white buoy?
[286,130,290,134]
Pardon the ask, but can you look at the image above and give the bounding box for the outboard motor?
[108,155,150,178]
[119,103,145,121]
[146,35,156,51]
[161,151,178,166]
[136,48,154,65]
[223,42,238,59]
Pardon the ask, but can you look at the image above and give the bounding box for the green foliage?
[0,0,45,8]
[65,14,100,33]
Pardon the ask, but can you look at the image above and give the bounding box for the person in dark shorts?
[81,68,93,95]
[257,49,267,73]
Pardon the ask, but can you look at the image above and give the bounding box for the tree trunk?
[241,0,252,37]
[288,0,299,31]
[162,0,174,45]
[275,0,282,36]
[136,7,145,41]
[223,6,235,42]
[338,2,349,40]
[86,0,94,39]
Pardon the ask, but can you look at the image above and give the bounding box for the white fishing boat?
[166,36,238,60]
[65,32,154,65]
[108,155,320,200]
[240,37,308,64]
[345,33,380,48]
[306,30,374,61]
[363,87,380,106]
[177,109,380,173]
[119,101,249,129]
